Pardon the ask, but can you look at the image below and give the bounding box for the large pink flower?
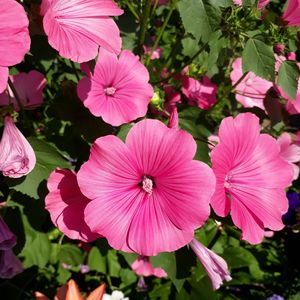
[45,169,101,242]
[277,133,300,180]
[131,256,167,278]
[77,48,153,126]
[0,71,46,111]
[0,0,30,92]
[230,58,272,110]
[211,113,293,244]
[190,239,231,290]
[282,0,300,26]
[42,0,123,62]
[181,76,218,110]
[0,116,36,178]
[77,119,215,256]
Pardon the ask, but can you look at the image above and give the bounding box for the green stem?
[125,0,140,21]
[8,78,23,110]
[231,71,249,91]
[70,61,80,82]
[145,2,175,66]
[137,0,153,56]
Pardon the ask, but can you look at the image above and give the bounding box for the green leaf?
[177,0,221,43]
[107,250,121,277]
[6,138,69,199]
[58,244,84,266]
[20,231,51,268]
[88,247,107,273]
[242,38,275,81]
[278,60,300,100]
[222,246,264,279]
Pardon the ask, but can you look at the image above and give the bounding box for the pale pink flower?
[42,0,123,62]
[0,217,16,250]
[189,239,231,290]
[0,0,30,92]
[211,113,293,244]
[131,256,167,278]
[230,58,272,111]
[0,71,46,111]
[233,0,270,9]
[264,230,274,238]
[77,48,153,126]
[282,0,300,26]
[181,76,218,110]
[277,133,300,180]
[143,45,162,60]
[0,116,36,178]
[45,168,101,242]
[0,249,23,279]
[78,119,215,256]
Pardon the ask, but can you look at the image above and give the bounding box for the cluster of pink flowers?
[0,0,299,292]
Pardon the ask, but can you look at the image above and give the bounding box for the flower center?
[224,173,233,189]
[104,86,116,96]
[142,176,153,195]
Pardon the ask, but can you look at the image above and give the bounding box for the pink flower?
[211,113,293,244]
[45,168,101,242]
[143,45,162,60]
[277,133,300,180]
[181,76,218,110]
[0,217,16,250]
[77,119,215,256]
[282,0,300,26]
[230,58,272,110]
[131,256,167,278]
[0,71,46,111]
[208,134,220,151]
[0,0,30,92]
[0,116,36,178]
[233,0,269,9]
[189,239,231,290]
[42,0,123,62]
[77,48,153,126]
[0,249,23,279]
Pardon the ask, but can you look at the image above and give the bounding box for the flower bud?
[0,116,36,178]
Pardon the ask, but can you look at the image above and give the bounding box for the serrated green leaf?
[278,60,300,100]
[177,0,221,43]
[242,38,275,81]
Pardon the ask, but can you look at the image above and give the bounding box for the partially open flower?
[0,116,36,178]
[189,239,231,290]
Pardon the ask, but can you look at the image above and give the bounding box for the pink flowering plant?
[1,0,300,299]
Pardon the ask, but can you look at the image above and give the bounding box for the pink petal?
[45,169,100,242]
[0,66,8,93]
[0,0,30,67]
[190,239,231,290]
[0,71,46,110]
[131,256,167,278]
[282,0,300,26]
[43,0,123,62]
